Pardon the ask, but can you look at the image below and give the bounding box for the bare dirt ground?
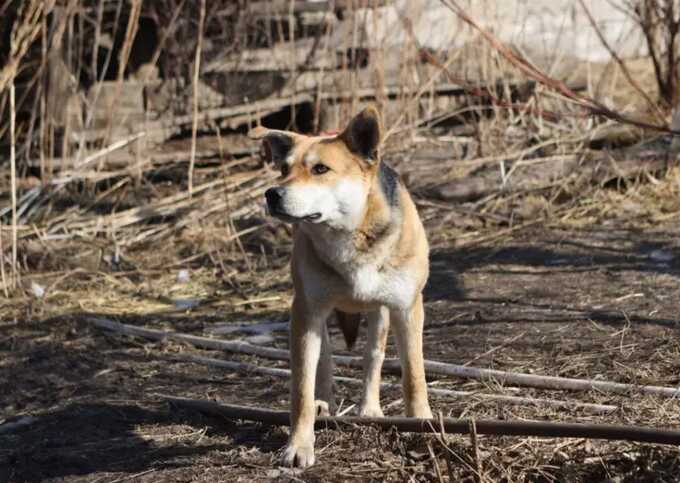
[3,215,680,482]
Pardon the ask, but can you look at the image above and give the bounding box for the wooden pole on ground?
[175,353,618,414]
[163,396,680,446]
[90,318,680,398]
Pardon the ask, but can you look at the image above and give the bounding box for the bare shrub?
[626,0,680,106]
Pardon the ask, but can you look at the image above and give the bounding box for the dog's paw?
[282,440,315,468]
[358,403,384,418]
[315,400,331,417]
[411,404,433,419]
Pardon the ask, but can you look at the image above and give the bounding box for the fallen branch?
[430,155,579,202]
[90,318,680,398]
[429,150,672,203]
[24,134,257,171]
[244,0,386,16]
[176,354,617,414]
[50,132,147,185]
[71,95,314,145]
[42,169,268,242]
[163,397,680,446]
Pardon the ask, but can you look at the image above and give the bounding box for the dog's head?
[250,107,382,231]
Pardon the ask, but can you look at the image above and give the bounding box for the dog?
[249,106,432,468]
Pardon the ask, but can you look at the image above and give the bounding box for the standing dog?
[249,107,432,468]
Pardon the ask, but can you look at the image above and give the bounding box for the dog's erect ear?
[248,126,295,165]
[340,106,382,163]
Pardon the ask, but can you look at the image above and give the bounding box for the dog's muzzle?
[264,187,321,222]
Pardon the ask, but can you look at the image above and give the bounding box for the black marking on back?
[379,162,400,206]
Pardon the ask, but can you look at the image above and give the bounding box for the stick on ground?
[175,353,618,414]
[90,317,680,398]
[162,396,680,446]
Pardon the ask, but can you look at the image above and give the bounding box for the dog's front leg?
[282,297,330,468]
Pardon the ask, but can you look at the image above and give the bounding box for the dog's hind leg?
[391,293,433,419]
[314,317,334,417]
[358,306,389,417]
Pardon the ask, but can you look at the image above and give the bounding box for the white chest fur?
[348,263,417,310]
[303,227,417,310]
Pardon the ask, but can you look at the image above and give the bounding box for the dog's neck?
[352,174,395,251]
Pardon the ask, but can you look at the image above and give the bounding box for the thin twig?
[0,217,7,297]
[10,62,18,289]
[189,0,206,197]
[463,332,525,367]
[101,0,141,149]
[39,9,47,182]
[427,441,445,483]
[469,418,482,483]
[438,411,457,482]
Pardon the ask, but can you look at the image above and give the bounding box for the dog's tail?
[335,310,361,350]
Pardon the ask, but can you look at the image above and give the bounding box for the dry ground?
[2,215,680,482]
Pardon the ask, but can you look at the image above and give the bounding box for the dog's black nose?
[265,187,284,210]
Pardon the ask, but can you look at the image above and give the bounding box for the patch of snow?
[31,282,45,299]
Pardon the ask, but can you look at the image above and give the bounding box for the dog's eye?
[280,164,290,177]
[312,164,329,175]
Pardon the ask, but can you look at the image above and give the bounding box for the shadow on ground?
[426,226,680,329]
[0,399,288,482]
